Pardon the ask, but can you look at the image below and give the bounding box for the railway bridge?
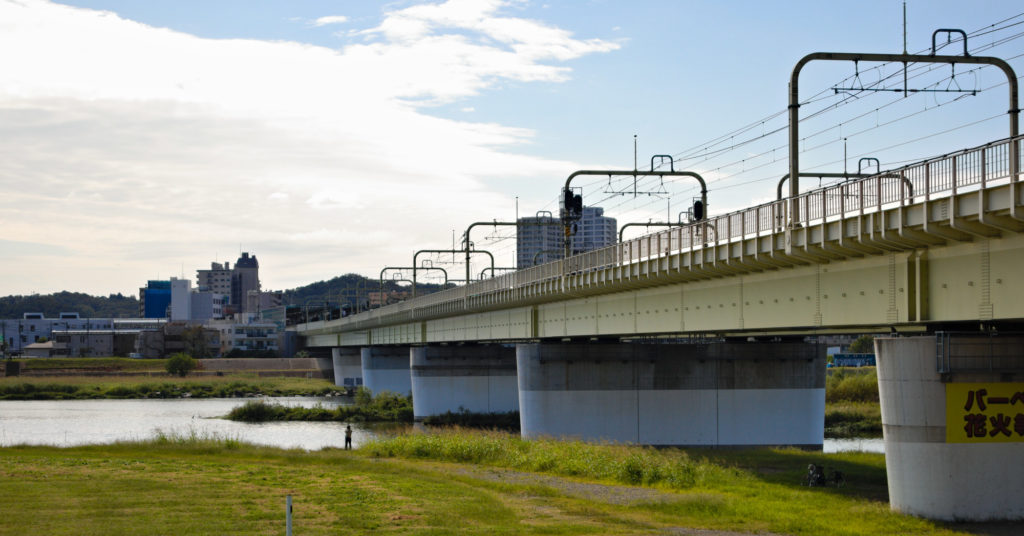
[297,38,1024,519]
[299,135,1024,520]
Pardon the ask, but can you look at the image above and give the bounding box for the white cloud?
[312,15,348,27]
[0,0,618,294]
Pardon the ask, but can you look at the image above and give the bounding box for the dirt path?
[452,466,784,536]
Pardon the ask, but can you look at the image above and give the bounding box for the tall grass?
[825,402,882,437]
[362,428,747,489]
[826,368,878,403]
[148,428,246,451]
[226,389,413,423]
[421,409,520,430]
[825,368,881,438]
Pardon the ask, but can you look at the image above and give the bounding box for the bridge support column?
[516,341,824,446]
[875,335,1024,521]
[331,348,363,388]
[360,346,412,396]
[410,345,518,420]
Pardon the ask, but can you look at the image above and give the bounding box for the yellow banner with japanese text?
[946,383,1024,443]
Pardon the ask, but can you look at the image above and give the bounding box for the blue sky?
[2,0,1022,296]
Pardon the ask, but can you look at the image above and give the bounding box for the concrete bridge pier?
[410,344,518,420]
[516,341,825,447]
[360,346,412,396]
[331,347,363,388]
[875,335,1024,521]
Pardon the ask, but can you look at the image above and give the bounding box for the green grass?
[0,375,340,400]
[0,430,980,536]
[826,401,883,438]
[361,429,968,536]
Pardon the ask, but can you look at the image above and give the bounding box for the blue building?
[832,353,876,367]
[139,280,171,318]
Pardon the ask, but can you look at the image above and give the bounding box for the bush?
[353,386,373,406]
[848,334,875,354]
[224,391,414,423]
[165,353,198,377]
[826,368,878,403]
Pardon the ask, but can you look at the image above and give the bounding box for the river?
[0,398,883,453]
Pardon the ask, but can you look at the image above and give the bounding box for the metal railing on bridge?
[311,135,1023,330]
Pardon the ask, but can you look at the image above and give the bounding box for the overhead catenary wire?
[668,15,1024,163]
[487,13,1024,269]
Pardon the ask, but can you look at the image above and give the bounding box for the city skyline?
[2,0,1022,296]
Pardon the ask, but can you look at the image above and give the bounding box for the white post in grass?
[286,495,292,536]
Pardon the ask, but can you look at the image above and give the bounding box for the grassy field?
[0,429,991,536]
[0,374,340,400]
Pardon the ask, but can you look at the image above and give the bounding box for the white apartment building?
[515,206,617,269]
[196,261,232,296]
[168,278,226,322]
[210,313,279,355]
[572,206,617,254]
[170,278,192,321]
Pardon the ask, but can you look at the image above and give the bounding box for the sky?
[2,0,1023,297]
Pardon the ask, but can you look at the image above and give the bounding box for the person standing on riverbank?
[344,424,353,450]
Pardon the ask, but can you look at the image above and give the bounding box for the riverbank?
[0,375,343,400]
[0,430,991,536]
[2,357,333,379]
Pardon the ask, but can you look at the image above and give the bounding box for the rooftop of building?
[235,252,259,268]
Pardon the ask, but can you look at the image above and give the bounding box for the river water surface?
[0,398,883,453]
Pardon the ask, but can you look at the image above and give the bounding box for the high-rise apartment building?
[572,206,617,254]
[231,252,260,313]
[196,253,261,314]
[516,207,617,269]
[197,262,232,296]
[516,214,562,269]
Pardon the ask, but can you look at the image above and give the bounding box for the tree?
[181,326,213,358]
[849,334,875,354]
[166,353,198,377]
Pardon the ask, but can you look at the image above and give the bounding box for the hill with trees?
[0,291,139,318]
[282,272,446,308]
